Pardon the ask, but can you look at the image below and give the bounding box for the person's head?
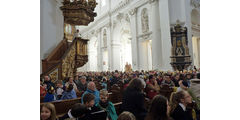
[71,103,88,118]
[87,81,96,91]
[164,74,171,82]
[74,75,79,80]
[149,75,156,84]
[40,103,56,120]
[44,76,50,81]
[55,80,63,88]
[146,95,169,120]
[186,73,192,79]
[127,78,144,92]
[174,74,180,80]
[83,93,95,108]
[68,77,74,83]
[114,72,119,77]
[80,76,87,84]
[170,90,192,113]
[99,89,109,103]
[66,84,73,92]
[117,111,136,120]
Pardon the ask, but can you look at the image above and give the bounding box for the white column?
[138,40,148,70]
[96,29,103,71]
[149,0,162,70]
[129,8,139,70]
[111,40,121,71]
[158,0,173,71]
[184,0,194,67]
[107,25,112,71]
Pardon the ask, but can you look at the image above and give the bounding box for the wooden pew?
[40,97,81,117]
[113,102,122,115]
[40,90,122,117]
[40,96,45,103]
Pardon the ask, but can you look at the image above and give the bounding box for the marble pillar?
[158,0,173,71]
[149,0,162,70]
[129,8,139,70]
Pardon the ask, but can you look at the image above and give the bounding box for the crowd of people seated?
[40,68,200,120]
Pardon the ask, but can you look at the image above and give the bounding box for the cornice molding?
[79,0,132,34]
[79,0,149,35]
[137,31,152,40]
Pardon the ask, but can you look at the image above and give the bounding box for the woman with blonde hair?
[118,111,136,120]
[40,103,57,120]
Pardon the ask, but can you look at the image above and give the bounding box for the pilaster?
[129,8,139,70]
[149,0,162,70]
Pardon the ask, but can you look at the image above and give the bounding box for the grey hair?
[80,76,86,80]
[139,78,146,88]
[87,81,95,88]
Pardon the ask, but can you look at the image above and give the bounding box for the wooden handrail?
[45,39,68,61]
[41,39,76,76]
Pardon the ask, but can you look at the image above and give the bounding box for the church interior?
[40,0,200,120]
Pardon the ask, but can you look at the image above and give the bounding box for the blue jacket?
[61,89,77,100]
[43,93,55,102]
[81,88,100,105]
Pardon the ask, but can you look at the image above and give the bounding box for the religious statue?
[141,8,149,33]
[125,62,132,73]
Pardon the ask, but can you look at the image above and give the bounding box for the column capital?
[128,8,137,16]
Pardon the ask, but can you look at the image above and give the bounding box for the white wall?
[40,0,64,73]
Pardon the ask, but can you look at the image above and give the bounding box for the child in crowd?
[96,89,118,120]
[44,86,56,102]
[61,84,77,100]
[40,103,57,120]
[101,78,108,90]
[118,111,136,120]
[82,93,107,120]
[58,103,88,120]
[55,80,65,100]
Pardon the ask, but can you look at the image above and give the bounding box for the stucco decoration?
[141,8,149,33]
[103,29,107,47]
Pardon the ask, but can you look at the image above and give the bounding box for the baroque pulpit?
[41,0,97,82]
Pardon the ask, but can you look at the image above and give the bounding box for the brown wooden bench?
[40,97,82,117]
[40,96,45,103]
[113,102,122,115]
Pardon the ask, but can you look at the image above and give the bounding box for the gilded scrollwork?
[49,68,58,83]
[60,0,97,25]
[62,43,76,78]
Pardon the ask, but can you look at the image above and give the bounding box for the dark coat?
[121,87,147,120]
[84,106,107,120]
[171,105,193,120]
